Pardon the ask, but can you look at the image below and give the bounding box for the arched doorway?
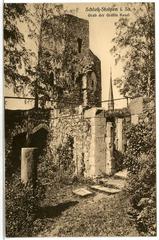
[8,132,27,175]
[8,127,48,176]
[29,128,48,157]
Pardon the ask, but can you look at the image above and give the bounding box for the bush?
[127,150,156,235]
[5,174,45,237]
[124,117,156,236]
[57,136,74,172]
[37,135,75,189]
[124,121,154,173]
[56,135,75,183]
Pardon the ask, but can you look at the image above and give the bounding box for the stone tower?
[40,14,101,108]
[108,67,114,111]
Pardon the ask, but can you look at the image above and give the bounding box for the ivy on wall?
[57,135,74,175]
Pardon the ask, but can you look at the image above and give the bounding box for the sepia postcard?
[3,1,156,238]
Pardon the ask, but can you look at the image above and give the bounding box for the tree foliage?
[26,3,64,107]
[111,3,155,98]
[111,3,156,235]
[4,3,64,103]
[124,114,156,235]
[4,4,33,94]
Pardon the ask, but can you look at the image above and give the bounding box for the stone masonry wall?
[128,97,155,125]
[47,107,92,177]
[5,107,132,179]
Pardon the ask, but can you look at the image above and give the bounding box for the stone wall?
[128,97,155,125]
[5,107,131,179]
[46,107,117,178]
[47,107,92,177]
[5,109,50,140]
[128,97,144,115]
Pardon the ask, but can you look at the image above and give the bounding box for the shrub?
[57,136,74,171]
[124,114,156,236]
[37,135,75,188]
[5,174,45,237]
[124,121,154,173]
[127,150,156,235]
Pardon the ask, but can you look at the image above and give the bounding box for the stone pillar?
[21,147,38,184]
[117,118,123,152]
[94,117,107,176]
[84,108,107,178]
[106,122,115,176]
[84,108,97,177]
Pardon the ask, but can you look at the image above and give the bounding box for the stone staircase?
[73,169,128,197]
[90,169,128,194]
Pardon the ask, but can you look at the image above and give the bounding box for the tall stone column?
[117,118,123,152]
[21,147,38,184]
[84,108,107,178]
[106,121,115,176]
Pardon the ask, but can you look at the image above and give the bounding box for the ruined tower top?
[108,67,114,111]
[40,14,101,108]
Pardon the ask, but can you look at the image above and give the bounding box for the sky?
[5,2,137,109]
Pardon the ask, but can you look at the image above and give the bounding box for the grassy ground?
[33,182,139,237]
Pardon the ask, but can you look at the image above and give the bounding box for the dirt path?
[35,186,139,237]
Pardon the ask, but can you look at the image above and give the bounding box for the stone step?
[72,188,93,197]
[114,169,128,180]
[91,185,121,194]
[105,179,126,189]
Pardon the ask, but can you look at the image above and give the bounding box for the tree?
[110,3,155,98]
[27,3,64,108]
[4,3,32,94]
[4,3,64,107]
[110,3,156,235]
